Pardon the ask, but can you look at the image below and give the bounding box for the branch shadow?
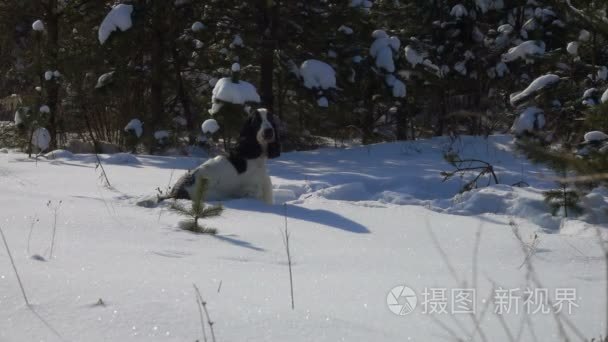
[28,305,67,342]
[212,234,266,252]
[224,200,370,234]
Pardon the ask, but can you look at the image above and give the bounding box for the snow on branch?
[510,74,560,106]
[300,60,336,90]
[209,77,260,115]
[98,4,133,45]
[370,30,400,73]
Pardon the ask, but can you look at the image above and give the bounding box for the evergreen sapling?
[171,178,222,234]
[544,177,583,218]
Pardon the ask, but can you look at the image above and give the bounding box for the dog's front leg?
[262,174,273,204]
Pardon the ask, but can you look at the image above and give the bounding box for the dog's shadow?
[224,200,370,234]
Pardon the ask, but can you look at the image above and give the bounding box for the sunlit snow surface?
[0,135,606,341]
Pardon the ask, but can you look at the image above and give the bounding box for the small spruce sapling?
[544,175,583,218]
[171,178,222,234]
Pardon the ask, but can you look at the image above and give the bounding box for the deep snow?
[0,135,607,341]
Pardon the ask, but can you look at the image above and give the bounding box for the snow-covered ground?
[1,135,607,341]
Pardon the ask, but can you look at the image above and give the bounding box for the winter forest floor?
[1,135,607,341]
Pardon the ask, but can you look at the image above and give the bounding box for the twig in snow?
[194,291,208,342]
[517,232,540,270]
[0,226,30,306]
[509,219,587,341]
[47,200,62,259]
[83,113,112,189]
[281,204,295,310]
[157,169,175,222]
[193,284,216,342]
[441,153,499,192]
[425,218,488,341]
[94,156,112,189]
[26,215,39,255]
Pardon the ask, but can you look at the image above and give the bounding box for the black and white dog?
[165,108,280,204]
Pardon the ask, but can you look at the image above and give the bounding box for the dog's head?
[235,108,281,159]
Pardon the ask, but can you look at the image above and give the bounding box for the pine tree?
[544,175,583,218]
[170,178,223,234]
[513,1,608,215]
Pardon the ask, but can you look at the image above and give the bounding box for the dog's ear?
[234,115,262,159]
[267,140,281,159]
[267,117,281,159]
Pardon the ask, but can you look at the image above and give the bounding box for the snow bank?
[202,119,220,134]
[209,77,261,114]
[124,119,143,138]
[579,187,608,223]
[272,188,298,204]
[98,4,133,45]
[44,149,74,160]
[510,74,559,106]
[299,60,336,90]
[267,134,608,230]
[104,153,140,165]
[443,185,561,229]
[311,183,371,201]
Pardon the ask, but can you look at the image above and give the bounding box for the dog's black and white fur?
[167,108,280,204]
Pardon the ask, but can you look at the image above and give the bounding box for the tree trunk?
[148,3,166,153]
[172,48,196,144]
[395,102,408,140]
[436,86,447,136]
[258,0,279,113]
[46,0,59,150]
